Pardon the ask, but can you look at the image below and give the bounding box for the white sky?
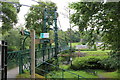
[18,0,79,31]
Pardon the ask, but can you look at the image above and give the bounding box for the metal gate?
[0,41,7,80]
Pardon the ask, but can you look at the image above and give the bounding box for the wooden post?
[30,30,35,78]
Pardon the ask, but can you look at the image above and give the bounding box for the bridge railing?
[7,45,70,74]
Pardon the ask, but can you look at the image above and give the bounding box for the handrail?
[44,62,85,78]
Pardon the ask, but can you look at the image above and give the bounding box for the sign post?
[30,30,35,78]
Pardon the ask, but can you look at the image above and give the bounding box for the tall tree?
[0,1,20,34]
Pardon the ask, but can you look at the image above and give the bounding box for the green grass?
[80,50,110,56]
[47,70,98,78]
[71,42,81,47]
[97,70,120,78]
[59,65,70,69]
[47,69,120,78]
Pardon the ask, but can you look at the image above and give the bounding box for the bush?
[70,56,108,70]
[8,46,18,51]
[59,57,67,62]
[100,58,116,71]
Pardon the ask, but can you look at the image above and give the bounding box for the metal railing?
[36,61,85,79]
[6,45,70,74]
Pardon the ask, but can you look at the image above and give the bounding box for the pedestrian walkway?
[7,67,19,78]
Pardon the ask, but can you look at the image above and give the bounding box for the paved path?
[0,53,19,78]
[7,67,19,78]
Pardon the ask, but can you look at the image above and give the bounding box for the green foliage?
[71,56,108,70]
[69,2,120,70]
[3,28,22,51]
[1,1,20,34]
[58,57,66,62]
[25,1,57,35]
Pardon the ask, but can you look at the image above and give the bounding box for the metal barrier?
[40,62,85,79]
[6,45,70,75]
[0,41,7,80]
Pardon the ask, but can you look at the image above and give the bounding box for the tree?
[25,1,57,35]
[3,28,22,51]
[69,2,120,71]
[0,1,20,34]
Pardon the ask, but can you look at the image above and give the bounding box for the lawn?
[80,50,110,56]
[71,42,81,47]
[47,70,98,78]
[47,69,120,78]
[97,70,120,78]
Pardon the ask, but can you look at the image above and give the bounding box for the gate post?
[1,41,5,79]
[1,41,7,80]
[19,51,23,74]
[4,41,7,79]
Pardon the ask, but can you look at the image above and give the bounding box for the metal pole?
[19,51,23,74]
[4,41,7,80]
[1,41,5,79]
[23,36,29,50]
[30,29,35,78]
[54,8,58,62]
[42,8,47,62]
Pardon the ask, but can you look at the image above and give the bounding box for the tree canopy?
[69,2,120,70]
[0,1,20,34]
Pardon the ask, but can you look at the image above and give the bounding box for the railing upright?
[1,41,7,80]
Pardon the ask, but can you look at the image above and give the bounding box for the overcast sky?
[18,0,79,31]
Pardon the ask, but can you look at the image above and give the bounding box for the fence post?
[48,48,50,60]
[1,41,5,79]
[4,41,7,79]
[19,51,23,74]
[52,48,53,57]
[42,49,45,62]
[1,41,7,80]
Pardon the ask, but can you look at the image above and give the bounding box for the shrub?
[100,58,116,71]
[70,56,108,70]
